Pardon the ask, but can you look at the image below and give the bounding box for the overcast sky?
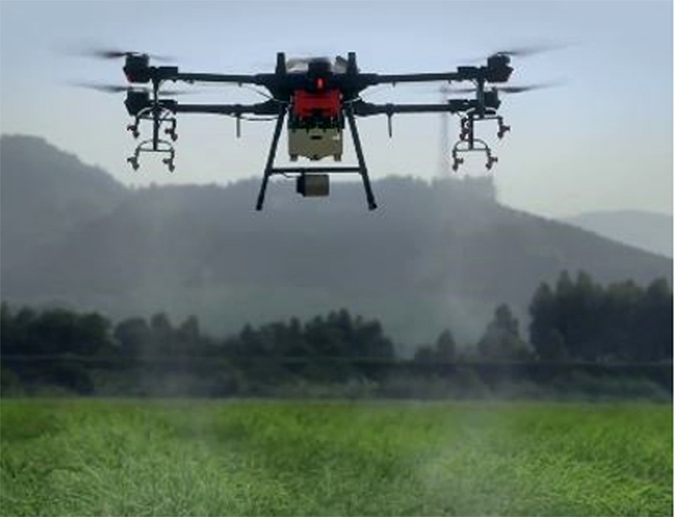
[0,0,673,218]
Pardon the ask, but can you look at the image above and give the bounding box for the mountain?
[562,210,673,258]
[0,135,673,349]
[0,135,128,270]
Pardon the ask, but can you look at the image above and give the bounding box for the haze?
[0,0,673,218]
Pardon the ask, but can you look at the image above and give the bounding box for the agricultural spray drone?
[79,47,553,210]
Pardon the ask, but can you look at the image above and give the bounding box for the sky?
[0,0,673,218]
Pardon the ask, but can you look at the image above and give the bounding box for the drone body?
[82,49,549,209]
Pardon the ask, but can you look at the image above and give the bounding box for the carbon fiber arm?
[171,99,282,116]
[351,99,474,116]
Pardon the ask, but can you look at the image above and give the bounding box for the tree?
[148,312,177,356]
[413,329,456,365]
[477,304,532,361]
[600,280,645,361]
[634,278,673,362]
[1,303,17,355]
[434,330,456,362]
[114,317,150,360]
[413,344,437,364]
[177,315,201,345]
[538,328,568,362]
[529,281,561,361]
[353,318,394,360]
[76,312,112,356]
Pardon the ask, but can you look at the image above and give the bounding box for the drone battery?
[296,174,330,197]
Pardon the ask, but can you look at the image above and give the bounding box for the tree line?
[0,271,672,398]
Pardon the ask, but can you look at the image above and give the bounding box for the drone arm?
[369,68,479,85]
[172,72,266,86]
[352,99,473,116]
[172,100,282,116]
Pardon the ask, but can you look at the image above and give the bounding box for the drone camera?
[123,54,151,84]
[296,174,330,197]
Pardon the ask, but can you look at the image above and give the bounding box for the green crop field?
[0,399,672,516]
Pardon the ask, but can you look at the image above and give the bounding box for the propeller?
[489,43,567,58]
[76,46,175,62]
[440,80,565,95]
[71,81,193,96]
[464,42,569,63]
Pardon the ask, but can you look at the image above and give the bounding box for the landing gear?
[255,103,377,211]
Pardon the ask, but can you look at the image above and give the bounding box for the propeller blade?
[496,80,565,94]
[71,81,131,93]
[440,80,564,95]
[496,84,553,93]
[78,46,174,62]
[491,43,567,58]
[463,42,568,63]
[71,81,194,96]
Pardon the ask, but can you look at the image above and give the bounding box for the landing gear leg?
[345,104,377,211]
[256,105,287,211]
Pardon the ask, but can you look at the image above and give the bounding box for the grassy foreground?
[0,399,672,516]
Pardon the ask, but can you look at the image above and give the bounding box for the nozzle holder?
[127,139,176,172]
[451,138,498,172]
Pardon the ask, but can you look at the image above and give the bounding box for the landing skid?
[255,103,377,211]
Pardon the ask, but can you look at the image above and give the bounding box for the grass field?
[0,399,672,516]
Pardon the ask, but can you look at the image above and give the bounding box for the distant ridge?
[0,134,672,348]
[0,134,128,269]
[562,210,673,258]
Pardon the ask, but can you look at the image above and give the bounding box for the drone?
[78,48,554,210]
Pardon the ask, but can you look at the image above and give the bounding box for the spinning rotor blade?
[71,81,193,96]
[464,42,568,63]
[490,43,566,58]
[79,46,175,62]
[440,81,564,95]
[495,84,557,93]
[73,82,130,93]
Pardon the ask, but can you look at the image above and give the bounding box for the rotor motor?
[124,90,151,116]
[485,54,513,83]
[123,54,152,84]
